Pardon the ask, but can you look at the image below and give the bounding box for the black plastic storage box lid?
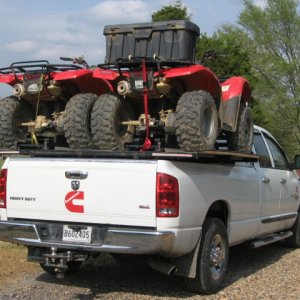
[103,20,200,64]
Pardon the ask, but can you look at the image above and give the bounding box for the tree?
[234,0,300,157]
[196,31,270,128]
[151,0,191,22]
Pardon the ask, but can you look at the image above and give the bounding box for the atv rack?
[0,60,83,75]
[0,149,259,164]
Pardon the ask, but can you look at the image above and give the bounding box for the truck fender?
[221,77,251,132]
[163,65,221,105]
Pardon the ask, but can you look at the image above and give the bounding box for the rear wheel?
[184,218,229,294]
[91,93,135,150]
[227,104,253,153]
[175,91,218,152]
[0,96,34,149]
[63,93,97,149]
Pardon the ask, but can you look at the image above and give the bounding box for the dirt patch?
[0,242,40,290]
[0,241,299,299]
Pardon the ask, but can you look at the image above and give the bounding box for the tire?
[91,93,135,150]
[175,91,218,152]
[63,93,97,149]
[0,96,34,149]
[40,261,82,276]
[227,104,253,153]
[285,209,300,248]
[184,218,229,294]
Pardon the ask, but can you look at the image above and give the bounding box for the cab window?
[264,135,288,170]
[253,133,272,168]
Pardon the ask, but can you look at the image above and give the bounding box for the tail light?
[156,173,179,217]
[0,169,7,208]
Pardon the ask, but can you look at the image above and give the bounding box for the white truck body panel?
[6,158,158,227]
[0,125,299,258]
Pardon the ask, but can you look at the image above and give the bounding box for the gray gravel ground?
[0,243,299,300]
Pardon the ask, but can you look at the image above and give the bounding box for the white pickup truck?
[0,125,299,294]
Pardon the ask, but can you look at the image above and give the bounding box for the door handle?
[280,178,287,184]
[65,171,88,180]
[262,176,270,183]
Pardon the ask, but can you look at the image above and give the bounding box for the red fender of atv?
[53,68,113,95]
[221,76,251,132]
[162,64,221,104]
[0,73,21,86]
[93,68,120,81]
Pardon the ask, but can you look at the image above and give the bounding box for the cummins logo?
[64,191,84,213]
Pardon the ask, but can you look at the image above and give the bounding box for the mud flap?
[172,232,202,278]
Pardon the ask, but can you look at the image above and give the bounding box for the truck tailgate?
[6,158,158,227]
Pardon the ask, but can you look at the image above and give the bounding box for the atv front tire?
[227,104,253,153]
[91,93,135,150]
[175,91,218,151]
[0,96,34,149]
[63,93,97,149]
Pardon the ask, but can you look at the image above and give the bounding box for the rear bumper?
[0,221,175,255]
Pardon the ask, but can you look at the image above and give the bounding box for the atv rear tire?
[0,96,34,149]
[227,104,253,153]
[91,93,135,150]
[63,93,97,149]
[175,91,218,151]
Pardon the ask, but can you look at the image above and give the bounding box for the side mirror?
[293,154,300,169]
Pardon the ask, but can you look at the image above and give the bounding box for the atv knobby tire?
[91,93,135,150]
[63,93,97,149]
[227,103,253,153]
[0,96,34,149]
[175,91,218,151]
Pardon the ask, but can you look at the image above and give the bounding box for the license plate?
[62,225,92,243]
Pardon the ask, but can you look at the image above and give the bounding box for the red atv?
[0,57,112,149]
[89,20,253,152]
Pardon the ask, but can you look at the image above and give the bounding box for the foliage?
[196,31,255,84]
[235,0,300,157]
[151,0,191,21]
[196,30,270,128]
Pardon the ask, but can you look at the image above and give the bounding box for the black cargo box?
[103,20,200,64]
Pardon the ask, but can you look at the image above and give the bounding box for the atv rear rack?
[0,60,83,75]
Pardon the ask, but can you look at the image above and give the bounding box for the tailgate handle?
[65,171,88,180]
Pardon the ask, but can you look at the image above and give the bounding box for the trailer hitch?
[42,247,85,279]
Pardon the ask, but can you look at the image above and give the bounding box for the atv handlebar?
[60,56,89,68]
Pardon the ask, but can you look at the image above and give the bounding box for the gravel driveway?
[0,242,299,299]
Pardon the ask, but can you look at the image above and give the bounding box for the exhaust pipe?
[148,258,177,276]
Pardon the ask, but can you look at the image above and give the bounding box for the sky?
[0,0,266,97]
